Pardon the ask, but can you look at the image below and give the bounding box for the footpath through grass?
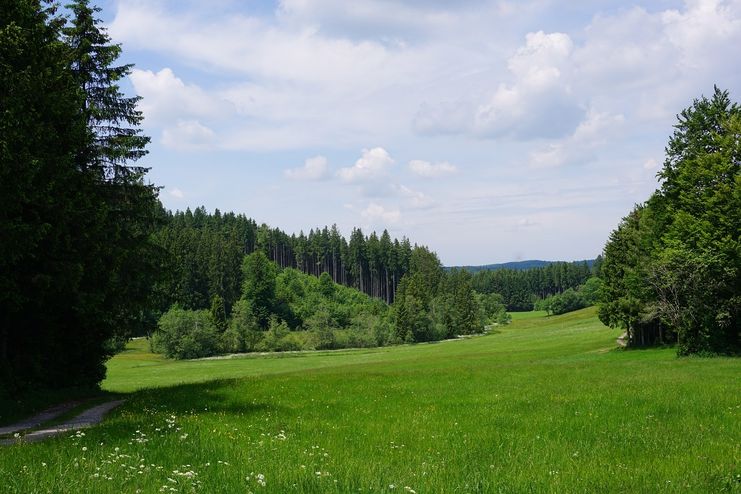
[1,307,739,493]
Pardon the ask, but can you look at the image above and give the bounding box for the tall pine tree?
[63,0,163,343]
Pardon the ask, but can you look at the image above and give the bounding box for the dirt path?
[0,400,85,436]
[0,399,125,445]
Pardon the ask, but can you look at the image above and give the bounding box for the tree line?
[471,260,597,311]
[151,249,509,359]
[598,87,739,355]
[151,207,432,318]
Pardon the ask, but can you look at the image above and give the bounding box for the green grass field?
[1,307,739,493]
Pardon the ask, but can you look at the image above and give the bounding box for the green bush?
[476,292,511,326]
[579,277,603,306]
[255,318,295,352]
[536,288,588,316]
[219,299,261,353]
[152,306,219,359]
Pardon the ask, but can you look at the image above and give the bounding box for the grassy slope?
[1,307,739,493]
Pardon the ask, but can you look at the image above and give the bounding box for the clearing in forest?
[1,307,739,493]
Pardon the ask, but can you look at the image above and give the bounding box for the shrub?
[152,306,219,359]
[256,318,292,352]
[579,277,603,306]
[537,289,588,316]
[220,299,261,353]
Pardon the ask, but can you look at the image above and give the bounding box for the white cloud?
[529,109,625,168]
[662,0,741,69]
[168,187,185,199]
[506,31,573,89]
[408,159,457,177]
[571,1,741,121]
[107,0,741,264]
[337,147,394,182]
[473,31,582,139]
[161,120,216,150]
[130,68,233,123]
[394,184,434,209]
[643,158,660,170]
[277,0,465,40]
[284,155,329,180]
[415,30,583,139]
[361,202,401,224]
[109,1,524,151]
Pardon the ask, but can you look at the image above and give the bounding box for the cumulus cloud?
[643,158,660,170]
[529,109,625,168]
[472,31,584,139]
[415,30,583,139]
[161,120,216,150]
[284,155,330,180]
[408,159,457,177]
[361,202,401,224]
[571,1,741,121]
[130,68,234,123]
[168,187,185,199]
[662,0,741,69]
[112,0,741,155]
[394,184,434,208]
[337,147,395,182]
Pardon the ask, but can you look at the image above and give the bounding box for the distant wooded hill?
[449,259,597,273]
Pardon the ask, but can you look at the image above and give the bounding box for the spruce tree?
[63,0,162,343]
[1,0,90,394]
[64,0,149,178]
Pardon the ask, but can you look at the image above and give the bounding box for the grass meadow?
[1,307,739,493]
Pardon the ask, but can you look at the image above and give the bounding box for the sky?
[95,0,741,265]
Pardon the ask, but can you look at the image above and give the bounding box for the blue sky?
[97,0,741,265]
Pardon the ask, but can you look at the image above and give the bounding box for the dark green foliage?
[151,211,424,312]
[64,0,150,174]
[393,248,443,342]
[394,251,485,342]
[0,0,160,396]
[318,271,335,298]
[220,299,260,353]
[155,259,395,358]
[472,260,593,311]
[579,277,603,306]
[151,307,219,359]
[210,294,227,333]
[395,282,432,342]
[242,251,278,328]
[63,0,162,342]
[598,206,655,343]
[434,269,482,337]
[537,288,588,316]
[599,88,740,354]
[1,0,87,394]
[535,277,602,316]
[151,207,246,313]
[476,292,510,326]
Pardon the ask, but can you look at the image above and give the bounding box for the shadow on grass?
[121,378,277,417]
[4,379,283,447]
[0,386,116,428]
[2,378,278,445]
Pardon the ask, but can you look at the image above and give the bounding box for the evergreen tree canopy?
[599,87,740,354]
[0,0,160,396]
